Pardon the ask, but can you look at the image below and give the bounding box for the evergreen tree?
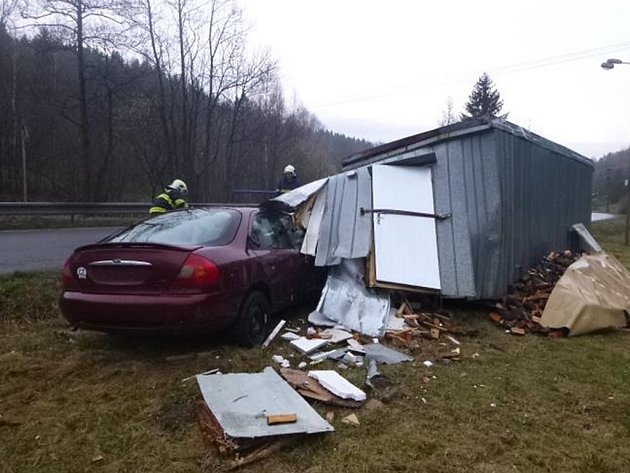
[461,73,507,120]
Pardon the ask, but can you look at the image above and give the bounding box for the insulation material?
[196,367,333,443]
[308,370,367,402]
[280,368,364,408]
[319,328,353,344]
[301,189,326,256]
[316,258,390,337]
[290,337,328,354]
[541,252,630,335]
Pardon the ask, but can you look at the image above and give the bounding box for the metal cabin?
[342,118,594,300]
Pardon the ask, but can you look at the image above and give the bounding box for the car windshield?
[107,208,242,246]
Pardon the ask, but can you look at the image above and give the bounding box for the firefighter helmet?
[167,179,188,195]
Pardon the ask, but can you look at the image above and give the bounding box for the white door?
[372,164,441,290]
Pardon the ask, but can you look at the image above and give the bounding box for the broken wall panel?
[272,178,328,208]
[196,367,333,445]
[314,169,372,267]
[301,188,326,256]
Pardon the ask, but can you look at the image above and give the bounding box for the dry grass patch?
[0,220,629,472]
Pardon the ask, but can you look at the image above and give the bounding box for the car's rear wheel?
[232,291,270,347]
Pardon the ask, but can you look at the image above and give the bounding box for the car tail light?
[168,254,221,293]
[62,257,78,290]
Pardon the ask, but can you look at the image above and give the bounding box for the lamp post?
[601,58,630,246]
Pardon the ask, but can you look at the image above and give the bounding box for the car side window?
[251,213,293,249]
[279,214,306,249]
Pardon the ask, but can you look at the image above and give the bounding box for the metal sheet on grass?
[196,367,334,440]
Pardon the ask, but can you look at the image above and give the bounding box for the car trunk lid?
[68,242,202,294]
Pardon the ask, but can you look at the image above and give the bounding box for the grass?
[591,219,630,268]
[0,272,61,324]
[0,221,629,473]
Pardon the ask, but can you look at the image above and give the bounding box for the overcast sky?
[239,0,630,159]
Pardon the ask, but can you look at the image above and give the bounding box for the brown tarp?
[541,252,630,335]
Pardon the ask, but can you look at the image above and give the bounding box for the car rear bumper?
[60,291,239,332]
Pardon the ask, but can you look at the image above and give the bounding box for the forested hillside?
[0,0,371,203]
[594,147,629,212]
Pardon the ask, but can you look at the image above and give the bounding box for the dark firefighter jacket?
[276,175,300,194]
[149,189,188,215]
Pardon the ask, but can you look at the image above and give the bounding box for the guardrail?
[0,202,256,216]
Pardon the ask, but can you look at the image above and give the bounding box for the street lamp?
[601,57,630,245]
[601,58,630,70]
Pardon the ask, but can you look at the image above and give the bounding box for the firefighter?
[276,164,300,194]
[149,179,189,215]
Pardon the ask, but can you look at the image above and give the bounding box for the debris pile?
[489,250,580,336]
[195,298,468,467]
[385,301,465,348]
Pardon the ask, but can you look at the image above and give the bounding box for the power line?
[308,41,630,110]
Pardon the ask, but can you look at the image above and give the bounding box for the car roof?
[195,205,259,215]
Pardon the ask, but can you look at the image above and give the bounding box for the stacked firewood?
[490,250,580,335]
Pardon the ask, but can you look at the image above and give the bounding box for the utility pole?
[626,158,630,245]
[21,125,28,202]
[601,58,630,245]
[605,168,611,213]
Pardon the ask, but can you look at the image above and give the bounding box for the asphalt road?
[0,227,121,274]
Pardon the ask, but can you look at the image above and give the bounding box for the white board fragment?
[290,337,328,354]
[308,370,367,402]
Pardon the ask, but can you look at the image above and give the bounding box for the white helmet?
[168,179,188,194]
[284,164,295,174]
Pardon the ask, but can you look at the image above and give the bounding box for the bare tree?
[439,96,458,126]
[21,0,128,199]
[1,0,18,27]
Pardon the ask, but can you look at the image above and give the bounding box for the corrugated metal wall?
[345,123,593,300]
[434,130,500,299]
[489,129,593,299]
[434,127,592,299]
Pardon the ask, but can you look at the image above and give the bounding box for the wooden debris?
[226,437,299,471]
[341,413,360,426]
[490,250,580,336]
[267,414,297,425]
[279,368,364,408]
[489,312,503,324]
[385,301,467,354]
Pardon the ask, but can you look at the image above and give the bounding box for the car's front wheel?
[232,291,270,347]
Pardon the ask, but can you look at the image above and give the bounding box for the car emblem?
[113,258,122,264]
[77,267,87,279]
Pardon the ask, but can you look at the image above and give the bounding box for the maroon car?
[60,207,325,345]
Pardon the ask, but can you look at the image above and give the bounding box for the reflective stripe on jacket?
[149,191,189,215]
